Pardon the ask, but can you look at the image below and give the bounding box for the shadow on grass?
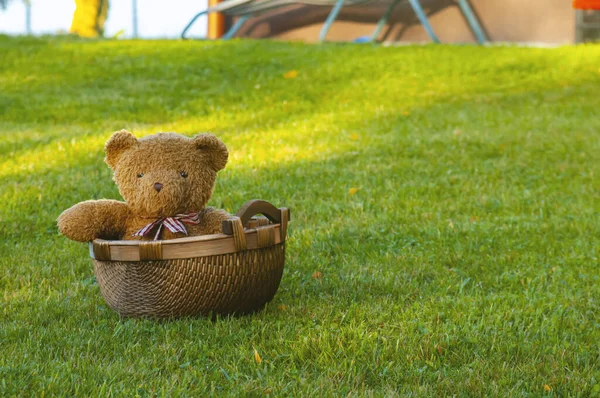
[2,38,599,150]
[0,73,597,245]
[1,38,598,321]
[1,91,598,317]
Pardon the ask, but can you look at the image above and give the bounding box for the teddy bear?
[58,130,231,242]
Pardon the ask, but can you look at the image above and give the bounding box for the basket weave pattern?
[89,200,290,318]
[93,243,285,317]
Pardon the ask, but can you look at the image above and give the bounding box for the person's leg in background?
[70,0,109,38]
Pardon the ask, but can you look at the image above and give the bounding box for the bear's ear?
[105,129,138,169]
[192,133,229,171]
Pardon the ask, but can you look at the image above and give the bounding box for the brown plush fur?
[58,130,231,242]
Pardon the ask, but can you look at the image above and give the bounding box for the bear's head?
[105,130,228,218]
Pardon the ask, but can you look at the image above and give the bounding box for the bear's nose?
[154,182,163,192]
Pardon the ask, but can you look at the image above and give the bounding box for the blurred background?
[0,0,208,38]
[0,0,598,44]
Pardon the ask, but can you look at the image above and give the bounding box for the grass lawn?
[1,35,599,396]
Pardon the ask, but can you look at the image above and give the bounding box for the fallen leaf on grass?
[543,384,552,392]
[312,271,322,279]
[283,70,298,79]
[253,348,262,364]
[349,187,359,196]
[277,304,288,311]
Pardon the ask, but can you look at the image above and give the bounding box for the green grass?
[1,35,599,396]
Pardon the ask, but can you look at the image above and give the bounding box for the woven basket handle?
[222,200,290,251]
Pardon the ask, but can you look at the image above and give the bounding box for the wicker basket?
[89,200,290,318]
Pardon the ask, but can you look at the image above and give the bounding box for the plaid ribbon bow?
[133,213,201,240]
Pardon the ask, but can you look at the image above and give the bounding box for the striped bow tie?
[133,213,201,240]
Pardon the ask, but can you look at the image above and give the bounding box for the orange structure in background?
[573,0,600,9]
[207,0,225,39]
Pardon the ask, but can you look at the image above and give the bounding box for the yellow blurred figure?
[70,0,109,38]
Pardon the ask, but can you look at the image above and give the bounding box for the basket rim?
[90,200,290,262]
[92,230,231,246]
[90,224,286,262]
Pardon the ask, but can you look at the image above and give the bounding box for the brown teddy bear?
[58,130,231,242]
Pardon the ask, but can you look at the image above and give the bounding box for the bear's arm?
[198,207,232,235]
[58,199,131,242]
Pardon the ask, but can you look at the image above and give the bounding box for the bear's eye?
[180,171,188,178]
[137,173,144,178]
